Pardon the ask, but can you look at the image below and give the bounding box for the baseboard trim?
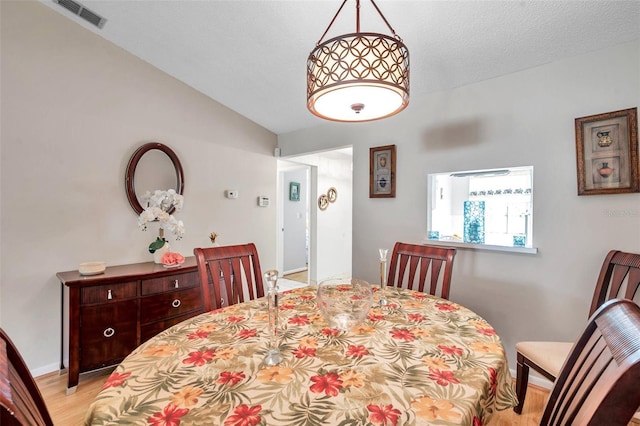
[32,362,61,378]
[509,367,553,390]
[283,267,307,276]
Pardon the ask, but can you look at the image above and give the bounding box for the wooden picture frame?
[370,145,396,198]
[289,182,300,201]
[575,108,638,195]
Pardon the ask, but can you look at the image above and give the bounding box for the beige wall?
[279,40,640,385]
[1,1,277,374]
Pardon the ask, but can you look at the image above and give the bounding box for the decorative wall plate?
[327,187,337,203]
[318,194,329,211]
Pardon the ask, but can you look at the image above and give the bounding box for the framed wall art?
[575,107,638,195]
[289,182,300,201]
[369,144,396,198]
[327,187,338,203]
[318,194,329,211]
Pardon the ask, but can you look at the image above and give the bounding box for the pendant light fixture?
[307,0,410,122]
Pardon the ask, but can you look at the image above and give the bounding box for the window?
[427,166,535,252]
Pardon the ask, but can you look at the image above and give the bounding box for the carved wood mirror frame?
[125,142,184,215]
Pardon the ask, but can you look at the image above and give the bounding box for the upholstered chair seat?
[514,341,573,378]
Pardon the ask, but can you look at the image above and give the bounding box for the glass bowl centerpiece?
[317,278,373,331]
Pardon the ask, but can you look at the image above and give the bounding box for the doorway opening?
[276,147,353,286]
[277,163,310,283]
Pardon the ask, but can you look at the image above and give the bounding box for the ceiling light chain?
[307,0,410,123]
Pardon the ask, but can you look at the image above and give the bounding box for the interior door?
[282,167,308,275]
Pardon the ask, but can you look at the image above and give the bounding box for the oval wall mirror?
[125,142,184,215]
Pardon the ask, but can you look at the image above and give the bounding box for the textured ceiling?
[41,0,640,135]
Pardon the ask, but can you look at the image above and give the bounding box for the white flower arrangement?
[138,189,185,253]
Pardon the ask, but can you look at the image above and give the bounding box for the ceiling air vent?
[52,0,107,29]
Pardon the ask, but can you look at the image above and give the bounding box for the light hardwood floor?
[284,269,311,284]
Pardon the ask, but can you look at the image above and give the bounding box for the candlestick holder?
[379,248,389,306]
[263,269,282,366]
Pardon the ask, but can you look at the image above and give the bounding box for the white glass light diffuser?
[312,84,406,122]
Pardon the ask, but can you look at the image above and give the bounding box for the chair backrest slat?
[417,258,429,293]
[387,242,457,300]
[396,254,409,288]
[1,328,53,426]
[540,299,640,426]
[407,256,420,290]
[590,250,640,316]
[223,258,237,304]
[429,259,444,295]
[625,269,640,300]
[194,243,264,311]
[554,337,608,424]
[239,255,257,301]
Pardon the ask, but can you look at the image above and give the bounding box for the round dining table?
[85,285,517,425]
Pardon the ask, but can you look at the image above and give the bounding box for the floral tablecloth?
[86,286,517,426]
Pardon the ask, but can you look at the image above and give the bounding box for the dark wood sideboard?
[57,257,204,394]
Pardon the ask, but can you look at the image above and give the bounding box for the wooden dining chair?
[515,249,640,414]
[386,242,457,300]
[0,328,54,426]
[194,243,265,311]
[539,298,640,426]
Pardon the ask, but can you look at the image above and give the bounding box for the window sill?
[422,239,538,255]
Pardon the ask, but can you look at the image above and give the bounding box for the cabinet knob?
[107,290,112,300]
[103,327,115,338]
[172,299,181,308]
[174,279,179,288]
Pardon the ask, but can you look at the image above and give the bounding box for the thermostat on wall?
[257,196,270,207]
[225,190,238,199]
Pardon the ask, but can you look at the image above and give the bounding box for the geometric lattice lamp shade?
[306,1,410,122]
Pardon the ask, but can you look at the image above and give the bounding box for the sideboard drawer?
[140,287,202,324]
[140,311,203,343]
[79,300,137,371]
[81,282,137,305]
[141,271,199,295]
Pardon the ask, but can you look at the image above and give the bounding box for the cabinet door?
[79,300,137,371]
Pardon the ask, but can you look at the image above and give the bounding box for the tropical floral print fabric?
[86,286,517,426]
